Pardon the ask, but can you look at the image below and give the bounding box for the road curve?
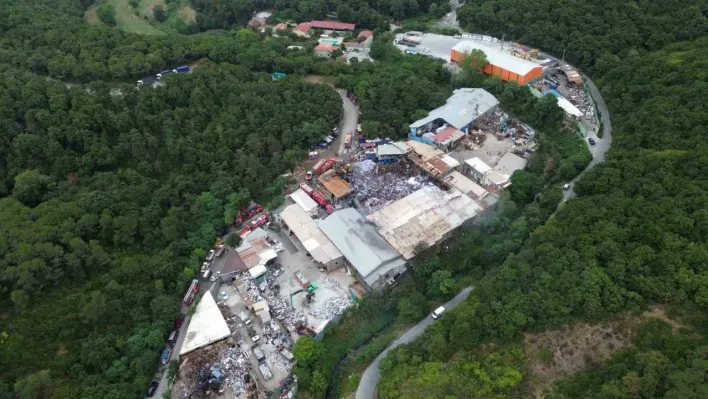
[337,89,359,155]
[561,71,613,202]
[355,287,474,399]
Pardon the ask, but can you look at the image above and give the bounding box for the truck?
[310,190,329,207]
[314,157,336,175]
[172,65,190,73]
[250,214,269,229]
[294,270,310,288]
[183,279,199,305]
[299,183,314,195]
[398,35,423,46]
[233,203,263,225]
[325,204,335,214]
[238,225,252,237]
[156,70,173,80]
[344,131,353,148]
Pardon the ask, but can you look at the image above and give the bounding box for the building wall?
[450,50,543,85]
[315,50,331,58]
[408,127,436,146]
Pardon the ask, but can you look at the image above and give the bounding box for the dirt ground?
[84,5,99,24]
[523,306,684,398]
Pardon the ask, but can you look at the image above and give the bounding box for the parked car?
[588,137,596,145]
[431,306,445,320]
[146,381,159,397]
[167,329,179,346]
[210,270,221,282]
[562,183,571,191]
[174,314,185,329]
[206,249,216,261]
[272,267,284,277]
[160,347,171,364]
[306,171,313,180]
[220,290,229,301]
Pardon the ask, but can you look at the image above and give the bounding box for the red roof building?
[310,20,356,31]
[295,22,312,32]
[358,30,374,38]
[273,23,288,31]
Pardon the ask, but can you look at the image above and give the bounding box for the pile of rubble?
[321,277,344,292]
[266,351,293,373]
[216,345,253,396]
[350,161,434,212]
[264,290,308,332]
[308,296,352,321]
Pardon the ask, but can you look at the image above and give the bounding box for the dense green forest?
[377,1,708,397]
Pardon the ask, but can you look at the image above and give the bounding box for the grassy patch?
[108,0,167,35]
[178,4,196,23]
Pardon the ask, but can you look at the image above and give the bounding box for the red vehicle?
[314,157,337,175]
[312,159,325,174]
[310,190,329,206]
[299,183,314,195]
[239,225,252,237]
[347,91,359,105]
[183,279,199,305]
[174,314,185,329]
[250,214,269,229]
[325,204,335,214]
[344,131,352,148]
[233,203,263,225]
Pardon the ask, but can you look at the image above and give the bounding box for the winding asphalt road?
[337,89,359,155]
[561,72,613,202]
[355,287,474,399]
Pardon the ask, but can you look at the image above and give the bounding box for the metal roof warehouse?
[279,204,343,268]
[179,291,230,356]
[410,88,499,131]
[318,208,407,291]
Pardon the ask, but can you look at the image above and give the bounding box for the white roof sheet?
[452,41,542,76]
[441,154,460,168]
[411,88,499,129]
[485,170,509,186]
[445,171,488,199]
[493,152,527,176]
[377,143,407,157]
[289,189,319,214]
[318,209,405,284]
[180,291,230,355]
[367,186,482,259]
[280,204,343,264]
[406,140,444,161]
[465,157,492,173]
[249,264,267,278]
[556,96,583,117]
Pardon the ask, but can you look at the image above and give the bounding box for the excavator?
[290,283,319,306]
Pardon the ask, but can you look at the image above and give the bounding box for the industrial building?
[451,42,543,85]
[179,291,231,356]
[367,186,483,259]
[409,88,499,147]
[318,208,407,291]
[406,140,461,180]
[289,188,319,216]
[443,171,488,200]
[279,204,344,270]
[463,153,527,189]
[318,170,353,201]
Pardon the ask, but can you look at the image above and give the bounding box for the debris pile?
[308,296,352,321]
[266,351,293,373]
[216,345,252,396]
[321,277,344,292]
[259,363,273,380]
[350,161,434,212]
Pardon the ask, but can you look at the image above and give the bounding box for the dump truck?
[310,190,329,207]
[250,214,268,229]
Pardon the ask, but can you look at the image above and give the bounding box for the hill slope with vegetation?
[377,1,708,397]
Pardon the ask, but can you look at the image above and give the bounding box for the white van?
[206,249,215,261]
[562,183,571,191]
[202,269,211,280]
[431,306,445,319]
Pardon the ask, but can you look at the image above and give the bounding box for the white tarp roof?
[180,291,230,356]
[556,96,583,117]
[289,189,318,215]
[249,264,267,279]
[280,204,343,264]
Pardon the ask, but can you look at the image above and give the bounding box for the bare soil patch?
[84,5,100,24]
[523,305,684,397]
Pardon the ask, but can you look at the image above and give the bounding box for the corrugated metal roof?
[318,171,353,199]
[493,152,527,176]
[310,20,356,30]
[180,292,230,356]
[367,186,482,259]
[445,171,488,199]
[289,189,318,214]
[376,143,406,157]
[280,205,342,264]
[318,209,405,285]
[452,41,542,76]
[410,88,499,129]
[406,140,444,161]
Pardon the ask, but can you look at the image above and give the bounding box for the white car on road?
[431,306,445,319]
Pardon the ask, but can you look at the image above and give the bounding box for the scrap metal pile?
[350,160,434,213]
[308,296,352,321]
[215,345,254,397]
